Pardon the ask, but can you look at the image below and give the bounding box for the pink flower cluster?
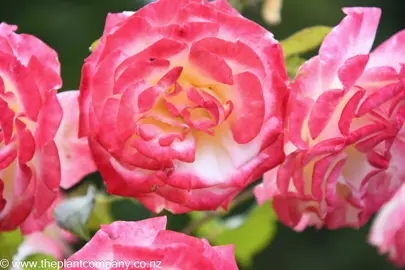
[1,0,405,268]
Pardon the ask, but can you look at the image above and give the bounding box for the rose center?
[138,68,234,140]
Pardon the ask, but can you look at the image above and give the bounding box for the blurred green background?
[1,0,404,269]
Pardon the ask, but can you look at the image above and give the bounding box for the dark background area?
[1,0,404,269]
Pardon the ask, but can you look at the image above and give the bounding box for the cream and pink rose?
[255,7,405,230]
[79,0,288,213]
[0,23,95,233]
[0,22,63,233]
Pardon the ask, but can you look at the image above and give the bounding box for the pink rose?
[0,23,96,233]
[65,216,237,270]
[369,178,405,267]
[254,7,405,230]
[0,23,63,233]
[79,0,288,213]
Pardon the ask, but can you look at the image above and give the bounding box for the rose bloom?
[0,22,63,233]
[0,23,96,233]
[254,7,405,230]
[64,216,237,270]
[79,0,288,213]
[369,165,405,267]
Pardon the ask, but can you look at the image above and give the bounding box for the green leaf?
[87,195,115,231]
[285,55,307,79]
[281,26,332,58]
[53,185,96,240]
[216,203,277,267]
[190,212,227,238]
[191,203,277,267]
[0,229,23,265]
[22,254,59,270]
